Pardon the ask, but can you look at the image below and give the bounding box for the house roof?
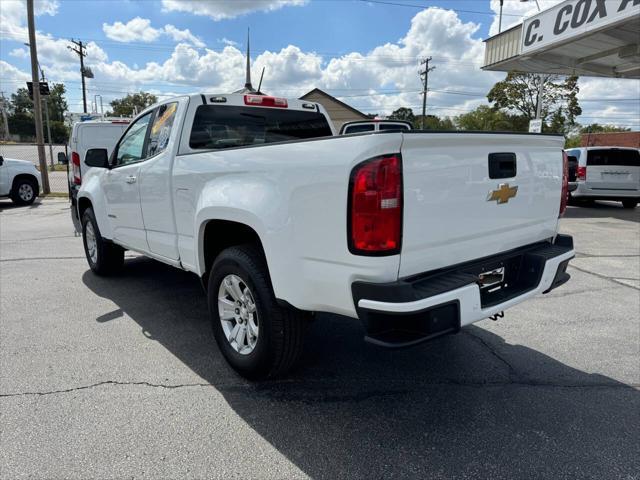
[299,88,369,119]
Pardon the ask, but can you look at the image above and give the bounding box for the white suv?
[566,147,639,209]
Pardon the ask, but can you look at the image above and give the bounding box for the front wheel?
[621,200,638,209]
[81,208,124,275]
[208,244,307,379]
[10,178,37,205]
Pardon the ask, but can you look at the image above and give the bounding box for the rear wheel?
[621,200,638,209]
[10,177,37,205]
[81,208,124,275]
[208,244,307,379]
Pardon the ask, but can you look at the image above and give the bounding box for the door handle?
[125,175,137,184]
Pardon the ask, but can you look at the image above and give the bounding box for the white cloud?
[0,60,31,83]
[1,2,637,127]
[163,25,205,48]
[219,38,239,47]
[9,48,29,58]
[103,17,162,43]
[102,18,205,47]
[161,0,308,20]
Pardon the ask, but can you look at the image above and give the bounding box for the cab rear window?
[343,124,375,134]
[587,149,640,167]
[379,124,410,131]
[189,105,332,150]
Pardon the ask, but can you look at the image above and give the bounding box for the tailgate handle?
[488,153,516,179]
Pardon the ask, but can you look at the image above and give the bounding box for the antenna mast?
[244,28,253,91]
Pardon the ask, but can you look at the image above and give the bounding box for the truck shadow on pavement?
[0,198,43,210]
[82,257,639,479]
[565,202,639,222]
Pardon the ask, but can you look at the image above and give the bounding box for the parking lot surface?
[1,199,638,479]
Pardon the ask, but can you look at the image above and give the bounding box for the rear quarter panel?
[173,133,403,317]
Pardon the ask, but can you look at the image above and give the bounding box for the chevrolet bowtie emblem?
[487,183,518,204]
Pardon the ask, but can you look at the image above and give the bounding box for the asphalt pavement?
[1,198,638,479]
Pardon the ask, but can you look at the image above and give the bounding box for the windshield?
[190,105,333,150]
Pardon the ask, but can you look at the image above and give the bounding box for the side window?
[114,112,153,167]
[148,103,178,157]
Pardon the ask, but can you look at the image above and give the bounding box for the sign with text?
[522,0,640,54]
[529,119,543,133]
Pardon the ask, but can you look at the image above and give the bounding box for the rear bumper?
[352,235,575,348]
[570,182,640,199]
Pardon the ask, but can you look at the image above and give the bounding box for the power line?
[355,0,522,17]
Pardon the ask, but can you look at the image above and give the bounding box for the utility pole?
[419,57,435,129]
[40,69,54,167]
[68,39,88,113]
[0,92,10,141]
[26,0,50,194]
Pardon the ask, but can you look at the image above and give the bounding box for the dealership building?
[483,0,640,78]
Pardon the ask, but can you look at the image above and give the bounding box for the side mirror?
[57,152,68,164]
[0,156,3,166]
[85,148,109,168]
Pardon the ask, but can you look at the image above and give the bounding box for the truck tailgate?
[399,132,565,278]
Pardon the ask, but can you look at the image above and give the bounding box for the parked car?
[340,119,412,134]
[63,119,130,209]
[75,93,574,379]
[565,147,640,208]
[0,155,40,205]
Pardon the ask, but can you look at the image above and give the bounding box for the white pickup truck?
[77,93,575,378]
[0,156,40,205]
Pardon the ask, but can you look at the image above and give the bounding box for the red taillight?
[577,165,586,181]
[71,151,81,185]
[349,154,402,255]
[244,95,288,108]
[560,151,569,217]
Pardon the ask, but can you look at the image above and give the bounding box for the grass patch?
[41,192,69,199]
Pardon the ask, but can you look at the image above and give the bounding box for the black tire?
[208,244,307,379]
[81,208,124,275]
[621,200,638,209]
[10,177,37,206]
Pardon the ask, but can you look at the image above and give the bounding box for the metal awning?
[483,0,640,78]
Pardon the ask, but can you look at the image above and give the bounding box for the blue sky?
[0,0,638,128]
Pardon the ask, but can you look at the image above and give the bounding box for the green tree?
[455,105,528,132]
[107,92,158,117]
[388,107,416,125]
[414,114,455,130]
[46,83,68,122]
[9,88,32,115]
[8,83,69,142]
[487,72,581,133]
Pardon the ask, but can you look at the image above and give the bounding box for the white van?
[66,120,130,204]
[565,147,640,209]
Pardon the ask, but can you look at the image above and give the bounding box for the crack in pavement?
[568,264,639,290]
[463,330,517,380]
[575,253,639,258]
[0,256,86,262]
[0,235,78,243]
[3,378,637,399]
